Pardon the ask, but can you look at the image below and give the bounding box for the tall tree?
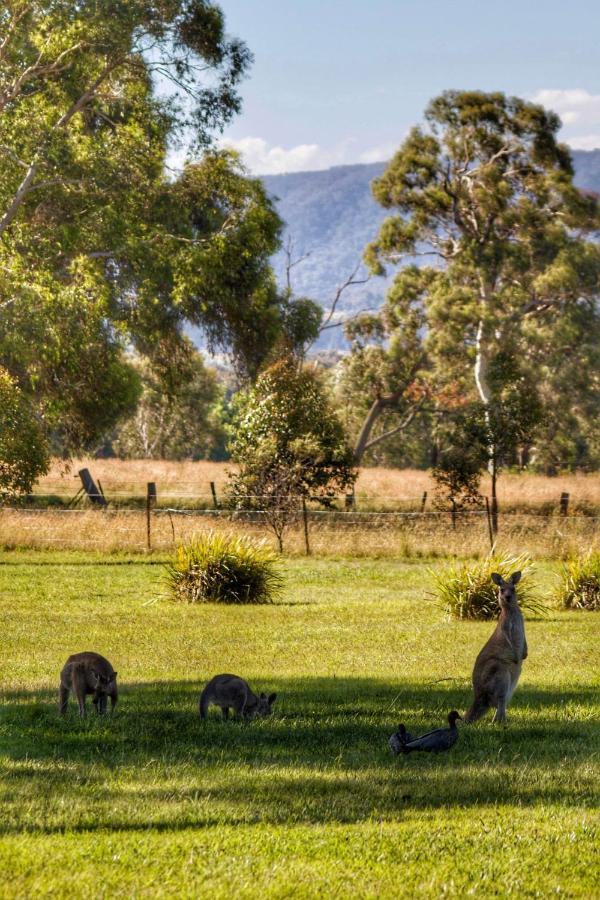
[365,91,600,515]
[0,1,300,458]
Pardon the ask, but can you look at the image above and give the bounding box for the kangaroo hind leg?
[492,671,512,724]
[59,683,70,715]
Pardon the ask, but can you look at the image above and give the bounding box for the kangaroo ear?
[268,692,277,705]
[491,572,504,586]
[112,672,118,678]
[510,571,522,585]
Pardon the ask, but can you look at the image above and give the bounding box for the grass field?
[1,553,598,898]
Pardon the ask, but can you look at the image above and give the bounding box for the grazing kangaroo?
[464,571,527,724]
[59,652,118,717]
[199,674,277,720]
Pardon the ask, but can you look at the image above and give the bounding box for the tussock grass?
[556,552,600,611]
[0,554,598,897]
[166,531,282,604]
[431,552,544,620]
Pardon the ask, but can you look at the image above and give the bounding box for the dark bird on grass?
[399,710,462,754]
[388,723,413,755]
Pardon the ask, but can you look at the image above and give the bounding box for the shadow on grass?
[1,677,598,831]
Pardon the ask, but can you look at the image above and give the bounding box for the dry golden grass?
[1,506,597,559]
[34,459,600,515]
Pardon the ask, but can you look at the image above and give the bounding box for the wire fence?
[1,502,598,557]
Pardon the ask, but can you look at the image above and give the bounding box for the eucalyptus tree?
[0,1,293,459]
[365,90,600,518]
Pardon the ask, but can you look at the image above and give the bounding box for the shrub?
[432,552,544,620]
[556,553,600,611]
[166,531,283,604]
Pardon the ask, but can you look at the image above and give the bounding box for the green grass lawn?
[0,552,598,898]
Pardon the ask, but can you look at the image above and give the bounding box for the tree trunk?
[490,458,499,535]
[353,397,385,464]
[475,315,499,531]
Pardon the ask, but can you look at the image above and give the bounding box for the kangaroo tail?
[463,696,489,724]
[198,688,210,719]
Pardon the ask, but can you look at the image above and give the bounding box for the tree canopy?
[0,0,306,465]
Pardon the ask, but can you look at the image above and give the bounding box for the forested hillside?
[262,149,600,348]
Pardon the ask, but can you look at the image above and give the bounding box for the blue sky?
[212,0,600,173]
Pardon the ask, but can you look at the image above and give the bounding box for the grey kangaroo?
[464,571,527,724]
[199,674,277,720]
[59,652,118,716]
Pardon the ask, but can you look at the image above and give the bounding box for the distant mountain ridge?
[261,149,600,349]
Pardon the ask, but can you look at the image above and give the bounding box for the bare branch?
[319,306,379,330]
[318,263,371,334]
[363,403,422,452]
[282,235,310,292]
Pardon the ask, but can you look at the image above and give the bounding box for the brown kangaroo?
[199,674,277,720]
[464,572,527,724]
[59,652,118,716]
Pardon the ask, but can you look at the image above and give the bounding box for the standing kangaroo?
[59,652,118,716]
[199,674,277,720]
[464,571,527,724]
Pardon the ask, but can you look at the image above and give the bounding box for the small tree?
[228,358,356,551]
[432,412,485,525]
[0,368,49,498]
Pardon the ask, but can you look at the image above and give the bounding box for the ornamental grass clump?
[556,553,600,611]
[432,553,543,620]
[167,531,283,604]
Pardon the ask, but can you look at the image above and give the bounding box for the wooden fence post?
[420,491,428,513]
[559,492,570,516]
[302,498,311,556]
[146,482,157,550]
[210,481,219,509]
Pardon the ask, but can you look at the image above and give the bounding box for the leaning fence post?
[146,482,156,550]
[485,496,495,551]
[210,481,219,509]
[420,491,428,513]
[559,492,570,516]
[302,498,311,556]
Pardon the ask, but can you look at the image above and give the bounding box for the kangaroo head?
[491,571,521,608]
[255,691,277,717]
[92,669,117,692]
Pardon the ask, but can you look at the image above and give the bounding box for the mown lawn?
[0,552,598,898]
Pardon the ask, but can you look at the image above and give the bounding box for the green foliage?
[112,344,225,460]
[229,358,356,549]
[0,2,295,450]
[166,531,282,604]
[0,367,49,496]
[556,553,600,611]
[432,553,543,620]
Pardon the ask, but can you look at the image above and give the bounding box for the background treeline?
[1,3,599,505]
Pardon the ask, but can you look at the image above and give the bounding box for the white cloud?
[358,142,397,164]
[219,137,327,174]
[219,136,394,175]
[532,89,600,150]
